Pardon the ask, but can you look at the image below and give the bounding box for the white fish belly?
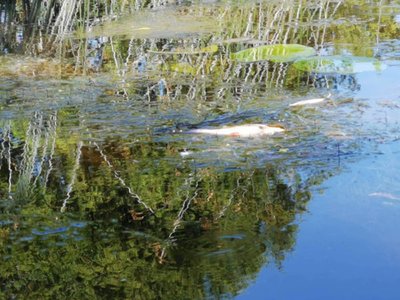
[189,124,284,137]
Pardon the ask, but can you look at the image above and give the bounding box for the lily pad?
[231,44,316,63]
[293,55,386,74]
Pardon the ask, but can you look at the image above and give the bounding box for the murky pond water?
[0,0,399,299]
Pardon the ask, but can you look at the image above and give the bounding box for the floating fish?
[188,124,284,137]
[289,97,326,107]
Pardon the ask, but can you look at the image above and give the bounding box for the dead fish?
[368,192,400,201]
[289,97,325,107]
[188,124,284,137]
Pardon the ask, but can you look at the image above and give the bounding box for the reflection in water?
[0,0,400,298]
[0,112,311,297]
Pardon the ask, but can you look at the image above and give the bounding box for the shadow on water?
[0,0,400,298]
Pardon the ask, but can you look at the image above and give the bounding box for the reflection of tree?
[0,112,314,299]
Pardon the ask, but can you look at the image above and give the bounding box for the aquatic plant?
[231,44,316,63]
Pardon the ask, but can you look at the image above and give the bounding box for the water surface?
[0,0,399,299]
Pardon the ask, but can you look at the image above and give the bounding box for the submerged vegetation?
[0,0,399,298]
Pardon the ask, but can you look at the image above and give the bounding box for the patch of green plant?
[231,44,316,63]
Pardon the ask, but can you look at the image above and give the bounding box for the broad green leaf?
[231,44,316,63]
[293,55,386,74]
